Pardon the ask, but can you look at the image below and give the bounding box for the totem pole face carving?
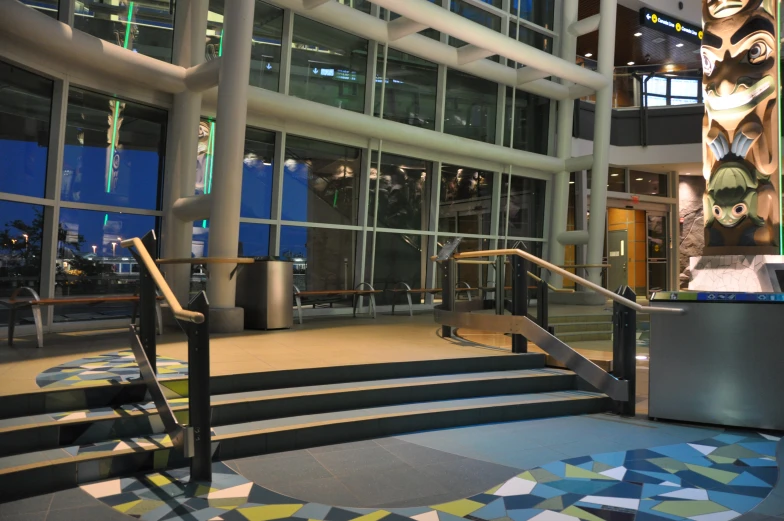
[701,0,779,252]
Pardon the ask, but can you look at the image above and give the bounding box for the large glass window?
[74,1,174,62]
[504,87,550,154]
[0,201,44,320]
[206,1,283,91]
[439,164,494,235]
[369,152,431,231]
[54,208,156,322]
[0,61,53,199]
[282,136,361,226]
[375,50,438,130]
[449,0,501,61]
[630,171,668,197]
[343,0,372,14]
[239,223,270,256]
[241,128,275,219]
[381,4,439,41]
[63,88,166,210]
[510,0,554,29]
[445,70,498,144]
[369,232,427,303]
[509,21,552,55]
[642,75,701,106]
[21,1,59,18]
[499,175,545,238]
[290,16,368,113]
[281,226,356,292]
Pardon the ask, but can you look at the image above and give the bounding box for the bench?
[1,287,163,348]
[294,283,382,324]
[385,282,479,316]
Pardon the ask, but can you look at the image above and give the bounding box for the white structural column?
[585,0,617,286]
[161,0,209,307]
[206,0,255,332]
[547,0,579,288]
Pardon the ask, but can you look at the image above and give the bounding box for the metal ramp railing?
[433,237,684,416]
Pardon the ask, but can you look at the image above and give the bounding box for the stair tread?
[0,390,608,474]
[0,368,574,432]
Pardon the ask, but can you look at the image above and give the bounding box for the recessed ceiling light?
[684,172,691,175]
[627,61,635,65]
[585,52,593,57]
[676,43,684,47]
[611,173,619,177]
[636,177,643,181]
[634,32,642,37]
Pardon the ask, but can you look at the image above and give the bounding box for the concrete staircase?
[0,354,612,501]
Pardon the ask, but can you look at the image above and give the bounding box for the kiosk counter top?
[649,292,784,430]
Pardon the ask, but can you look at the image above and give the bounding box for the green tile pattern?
[80,432,780,521]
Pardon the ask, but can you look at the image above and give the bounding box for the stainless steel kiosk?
[236,257,294,330]
[649,291,784,430]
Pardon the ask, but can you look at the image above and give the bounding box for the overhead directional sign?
[639,8,703,44]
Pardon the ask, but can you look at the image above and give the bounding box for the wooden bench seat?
[385,282,480,316]
[2,287,162,348]
[293,284,381,324]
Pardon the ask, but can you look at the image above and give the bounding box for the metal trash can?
[236,257,293,330]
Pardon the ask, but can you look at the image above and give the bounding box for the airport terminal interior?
[0,0,783,520]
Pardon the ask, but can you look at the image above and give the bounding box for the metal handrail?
[526,272,574,294]
[453,248,684,315]
[121,237,205,323]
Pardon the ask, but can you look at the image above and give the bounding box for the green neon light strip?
[105,3,135,194]
[778,0,783,253]
[104,214,108,226]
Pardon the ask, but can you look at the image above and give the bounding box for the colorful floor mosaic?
[81,432,781,521]
[36,351,189,388]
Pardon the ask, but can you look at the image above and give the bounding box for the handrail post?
[510,256,528,353]
[185,291,211,481]
[494,255,505,315]
[139,231,158,374]
[441,257,457,338]
[537,278,548,332]
[612,285,636,417]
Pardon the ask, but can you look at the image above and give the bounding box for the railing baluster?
[442,257,457,338]
[139,231,158,374]
[511,256,528,353]
[494,255,505,316]
[612,286,637,417]
[186,292,211,481]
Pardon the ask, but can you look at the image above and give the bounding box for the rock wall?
[679,176,705,281]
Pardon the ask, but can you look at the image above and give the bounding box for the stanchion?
[494,255,505,316]
[138,231,158,374]
[441,258,457,338]
[612,286,637,417]
[536,278,548,332]
[185,291,211,481]
[510,256,528,353]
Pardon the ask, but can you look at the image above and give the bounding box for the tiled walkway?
[2,415,780,521]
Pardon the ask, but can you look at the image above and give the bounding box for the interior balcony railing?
[121,231,213,481]
[432,237,684,416]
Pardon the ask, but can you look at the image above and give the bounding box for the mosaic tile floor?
[36,351,189,389]
[81,432,780,521]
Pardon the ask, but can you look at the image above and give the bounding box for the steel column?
[612,285,636,417]
[186,291,211,481]
[139,231,158,374]
[510,256,528,353]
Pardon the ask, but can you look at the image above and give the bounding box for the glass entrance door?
[646,212,668,293]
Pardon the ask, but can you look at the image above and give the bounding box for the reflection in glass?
[21,0,59,18]
[504,87,550,154]
[375,50,438,130]
[435,235,490,291]
[439,164,494,235]
[370,232,427,305]
[0,201,44,308]
[282,136,360,226]
[290,16,368,113]
[75,1,174,62]
[0,61,52,198]
[63,87,166,210]
[369,152,431,231]
[630,171,668,197]
[499,175,546,238]
[445,70,498,143]
[343,0,372,13]
[449,0,501,61]
[281,226,356,292]
[54,208,156,321]
[241,128,275,219]
[206,1,283,91]
[588,167,627,192]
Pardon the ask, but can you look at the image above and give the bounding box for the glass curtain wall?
[375,50,438,130]
[21,1,59,18]
[444,70,498,144]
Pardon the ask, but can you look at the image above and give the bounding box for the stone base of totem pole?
[687,255,784,292]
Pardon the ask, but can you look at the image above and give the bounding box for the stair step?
[0,390,611,501]
[0,369,576,457]
[0,354,546,421]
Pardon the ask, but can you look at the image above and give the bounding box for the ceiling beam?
[457,45,495,65]
[568,14,601,37]
[387,16,429,41]
[516,67,550,85]
[303,0,332,9]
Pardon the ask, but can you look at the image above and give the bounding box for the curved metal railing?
[121,237,205,323]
